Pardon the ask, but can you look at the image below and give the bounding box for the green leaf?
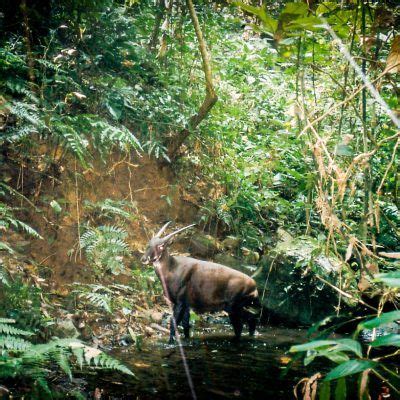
[281,2,308,16]
[335,143,353,156]
[50,200,62,214]
[333,339,363,358]
[316,2,338,16]
[324,351,349,364]
[0,242,14,254]
[288,16,324,31]
[233,2,277,33]
[289,340,337,353]
[325,360,377,381]
[359,311,400,330]
[375,272,400,287]
[334,378,346,400]
[260,14,278,34]
[319,381,330,400]
[106,101,123,120]
[370,334,400,348]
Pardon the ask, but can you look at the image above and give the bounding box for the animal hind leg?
[246,311,257,336]
[182,306,191,339]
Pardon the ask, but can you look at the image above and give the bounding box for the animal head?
[141,222,195,264]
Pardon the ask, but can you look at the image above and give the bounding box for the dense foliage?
[0,0,399,398]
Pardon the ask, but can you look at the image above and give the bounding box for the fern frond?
[11,220,43,239]
[79,224,130,274]
[0,323,34,337]
[79,292,112,313]
[0,336,32,351]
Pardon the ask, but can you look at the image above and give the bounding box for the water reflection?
[92,325,324,399]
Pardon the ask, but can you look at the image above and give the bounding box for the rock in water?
[256,236,356,326]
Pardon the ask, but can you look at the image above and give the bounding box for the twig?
[371,368,400,395]
[314,274,377,312]
[300,67,399,137]
[377,137,400,195]
[134,185,173,193]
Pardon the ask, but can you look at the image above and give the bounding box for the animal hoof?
[168,338,175,345]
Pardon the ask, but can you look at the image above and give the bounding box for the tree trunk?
[167,0,218,161]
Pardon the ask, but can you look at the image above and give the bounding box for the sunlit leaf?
[289,340,336,353]
[333,339,363,358]
[375,271,400,287]
[325,360,377,381]
[359,311,400,330]
[281,2,308,16]
[370,334,400,348]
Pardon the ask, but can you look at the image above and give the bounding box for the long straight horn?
[163,223,196,242]
[154,221,172,238]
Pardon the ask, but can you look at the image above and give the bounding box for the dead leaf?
[385,36,400,74]
[378,252,400,259]
[358,276,370,292]
[134,362,150,368]
[359,369,371,400]
[72,92,87,100]
[279,355,291,365]
[345,237,356,262]
[366,262,379,274]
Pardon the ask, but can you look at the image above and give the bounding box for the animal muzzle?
[141,255,150,264]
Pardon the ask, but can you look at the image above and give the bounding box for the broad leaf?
[289,340,337,353]
[335,378,346,400]
[370,334,400,348]
[50,200,62,214]
[325,360,377,381]
[281,2,308,16]
[335,143,353,156]
[316,2,338,16]
[319,381,330,400]
[359,311,400,330]
[233,2,278,33]
[324,351,349,364]
[333,339,363,358]
[287,16,324,32]
[375,271,400,287]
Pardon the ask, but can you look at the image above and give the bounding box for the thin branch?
[300,67,399,137]
[315,274,378,312]
[377,137,400,195]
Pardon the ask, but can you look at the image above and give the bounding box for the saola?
[141,222,260,343]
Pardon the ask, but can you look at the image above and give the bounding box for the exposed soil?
[2,149,205,289]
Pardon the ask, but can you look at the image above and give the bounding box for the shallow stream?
[91,323,326,399]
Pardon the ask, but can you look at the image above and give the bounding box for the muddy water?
[93,323,327,400]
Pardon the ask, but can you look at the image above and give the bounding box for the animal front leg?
[169,302,185,344]
[243,309,257,336]
[229,310,243,341]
